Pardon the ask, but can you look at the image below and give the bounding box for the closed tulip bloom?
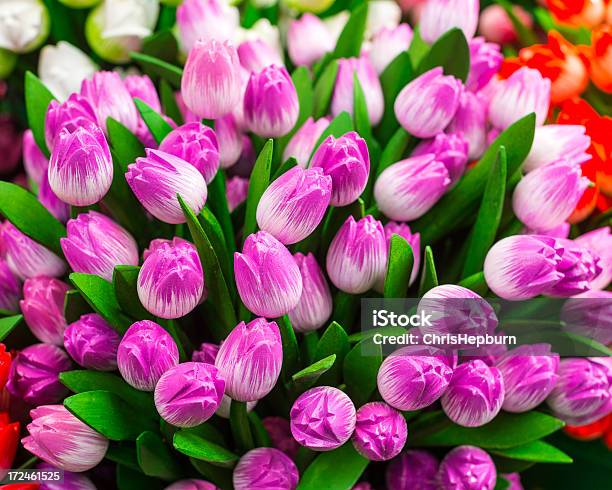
[216,114,243,169]
[484,235,565,300]
[226,176,249,212]
[0,259,20,311]
[38,174,70,224]
[310,131,369,206]
[561,290,612,345]
[235,231,302,317]
[215,318,282,401]
[288,253,333,332]
[234,447,299,490]
[375,154,451,221]
[367,24,413,74]
[244,65,299,137]
[7,344,71,405]
[0,221,66,280]
[386,450,439,490]
[290,386,356,451]
[365,0,402,38]
[22,405,108,472]
[504,473,524,490]
[63,314,120,371]
[262,416,300,459]
[479,4,532,45]
[154,362,225,427]
[447,91,488,160]
[523,125,591,173]
[384,222,421,285]
[283,117,329,168]
[22,130,48,185]
[467,38,503,93]
[192,342,219,364]
[575,227,612,290]
[0,0,49,54]
[395,68,463,138]
[287,13,334,67]
[331,57,384,126]
[547,239,601,297]
[412,133,469,185]
[165,480,219,490]
[176,0,239,53]
[352,402,407,461]
[488,67,551,129]
[20,277,70,345]
[326,215,386,294]
[419,0,479,43]
[37,463,96,490]
[117,320,179,391]
[124,74,161,112]
[256,167,331,245]
[126,149,208,224]
[437,446,497,490]
[525,222,571,239]
[44,94,97,152]
[238,39,283,73]
[61,211,139,282]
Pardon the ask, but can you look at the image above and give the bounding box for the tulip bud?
[61,211,139,282]
[0,259,20,312]
[287,13,334,67]
[124,73,161,111]
[374,154,451,221]
[283,117,330,168]
[352,402,407,461]
[36,462,97,490]
[575,227,612,290]
[176,0,239,53]
[546,239,601,297]
[0,221,66,280]
[23,405,109,472]
[365,0,402,38]
[262,416,300,459]
[561,291,612,345]
[22,130,48,185]
[215,115,243,169]
[45,94,98,152]
[290,386,356,451]
[437,446,497,490]
[367,24,413,74]
[446,91,488,160]
[395,68,463,138]
[117,320,179,391]
[412,133,469,185]
[226,176,249,212]
[235,231,302,317]
[192,342,219,364]
[386,450,439,490]
[48,123,113,206]
[331,57,384,126]
[419,0,479,44]
[215,318,282,402]
[0,0,50,54]
[479,4,532,45]
[20,277,69,345]
[288,253,333,332]
[384,222,421,285]
[238,39,283,73]
[378,346,454,411]
[310,131,370,206]
[7,344,71,404]
[63,313,120,371]
[467,38,503,93]
[484,235,565,300]
[504,473,524,490]
[233,447,299,490]
[182,40,242,120]
[488,67,551,129]
[154,362,224,427]
[547,358,611,425]
[165,480,218,490]
[38,42,97,101]
[524,125,591,173]
[495,344,559,413]
[126,148,208,224]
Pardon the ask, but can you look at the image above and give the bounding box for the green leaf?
[243,139,273,241]
[278,315,300,382]
[69,273,133,334]
[418,246,438,296]
[490,440,573,464]
[292,354,336,388]
[107,118,145,167]
[408,28,430,68]
[113,266,153,320]
[313,60,339,119]
[190,459,233,490]
[377,51,414,142]
[141,30,178,63]
[134,98,173,144]
[0,315,23,342]
[130,52,183,88]
[248,411,272,448]
[494,477,510,490]
[416,28,470,82]
[230,400,255,453]
[332,2,368,59]
[136,431,182,480]
[207,171,237,256]
[64,391,158,441]
[0,182,66,256]
[347,326,407,343]
[64,289,92,324]
[271,157,298,182]
[343,338,382,406]
[173,431,239,468]
[309,111,354,163]
[199,206,234,293]
[159,79,183,125]
[117,464,165,490]
[25,71,55,157]
[297,443,369,490]
[458,271,489,296]
[106,444,141,472]
[313,321,350,386]
[384,234,414,298]
[376,127,412,177]
[462,146,507,277]
[291,66,314,131]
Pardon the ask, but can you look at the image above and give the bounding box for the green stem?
[295,446,317,473]
[230,400,254,453]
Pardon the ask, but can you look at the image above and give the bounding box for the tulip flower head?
[352,402,408,461]
[233,447,299,490]
[20,277,70,345]
[283,117,330,168]
[419,0,480,44]
[437,445,497,490]
[287,13,334,67]
[44,94,97,152]
[63,314,120,372]
[386,450,439,490]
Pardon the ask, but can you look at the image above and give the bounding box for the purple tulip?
[483,235,565,300]
[367,24,413,74]
[61,211,139,282]
[22,405,109,472]
[326,215,387,294]
[192,342,219,364]
[377,346,454,411]
[154,362,225,427]
[124,74,161,112]
[441,360,504,427]
[489,67,551,129]
[290,386,357,451]
[63,313,120,371]
[310,131,369,206]
[216,114,243,169]
[394,68,463,138]
[562,290,612,345]
[238,39,283,73]
[215,318,282,402]
[447,91,488,160]
[547,358,611,425]
[386,450,439,490]
[288,253,333,332]
[165,480,219,490]
[287,13,334,67]
[244,65,299,138]
[226,176,249,212]
[233,447,299,490]
[44,94,97,152]
[504,473,524,490]
[181,39,242,119]
[235,231,302,317]
[38,173,70,224]
[374,154,451,221]
[126,148,208,224]
[352,402,407,461]
[48,123,113,206]
[0,221,66,280]
[20,277,70,345]
[420,0,479,43]
[0,258,20,311]
[283,117,330,168]
[80,71,140,134]
[546,238,601,296]
[383,222,421,286]
[262,416,300,459]
[525,222,571,239]
[467,37,503,92]
[256,166,332,245]
[575,227,612,290]
[7,344,71,405]
[176,0,239,53]
[524,125,591,173]
[22,130,49,185]
[37,463,96,490]
[117,320,180,391]
[437,445,497,490]
[412,133,469,185]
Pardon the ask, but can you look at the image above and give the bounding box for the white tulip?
[0,0,50,54]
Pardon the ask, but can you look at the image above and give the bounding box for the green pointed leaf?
[134,98,173,144]
[384,234,414,298]
[107,118,145,167]
[313,60,339,118]
[376,127,412,177]
[313,321,350,386]
[141,30,178,63]
[494,477,510,490]
[160,79,183,125]
[190,459,233,490]
[113,266,153,320]
[106,444,141,472]
[332,2,369,59]
[271,157,298,181]
[278,315,300,381]
[377,51,414,142]
[343,338,382,406]
[458,271,489,296]
[230,400,255,452]
[292,66,314,130]
[297,443,368,490]
[0,315,23,342]
[64,289,92,324]
[248,411,272,448]
[207,171,237,256]
[309,111,354,163]
[130,52,183,88]
[117,464,165,490]
[199,206,234,293]
[292,354,336,388]
[408,28,429,68]
[490,440,572,464]
[418,246,438,296]
[136,431,183,480]
[243,139,273,241]
[25,71,55,157]
[417,28,470,82]
[173,431,239,468]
